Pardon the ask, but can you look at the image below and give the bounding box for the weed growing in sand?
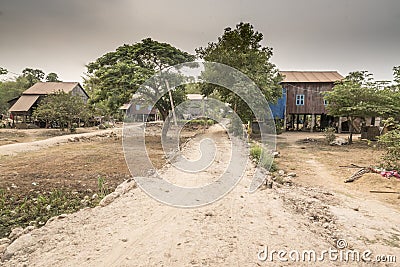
[0,177,112,238]
[250,144,277,172]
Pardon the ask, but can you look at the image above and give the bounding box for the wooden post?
[291,114,295,130]
[283,92,287,130]
[165,80,177,126]
[371,117,376,126]
[311,114,315,133]
[283,113,287,131]
[338,117,342,133]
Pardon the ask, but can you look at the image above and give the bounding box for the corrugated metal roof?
[280,71,343,83]
[119,103,132,110]
[9,95,40,112]
[23,82,79,95]
[187,94,206,100]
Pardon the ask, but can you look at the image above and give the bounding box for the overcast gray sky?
[1,0,399,82]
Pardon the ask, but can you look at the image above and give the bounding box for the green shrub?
[275,118,283,135]
[378,120,400,170]
[250,145,262,161]
[180,119,215,126]
[97,176,110,198]
[250,144,277,171]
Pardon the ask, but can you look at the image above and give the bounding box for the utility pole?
[165,80,177,126]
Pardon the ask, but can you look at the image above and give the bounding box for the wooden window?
[296,94,304,106]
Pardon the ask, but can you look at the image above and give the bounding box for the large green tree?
[196,22,282,121]
[324,70,400,144]
[393,66,400,85]
[0,76,30,114]
[85,38,195,119]
[0,67,7,75]
[0,68,62,114]
[45,72,61,82]
[22,68,45,87]
[33,91,90,131]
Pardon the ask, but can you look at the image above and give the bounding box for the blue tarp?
[268,88,286,119]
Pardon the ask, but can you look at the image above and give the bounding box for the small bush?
[378,121,400,170]
[250,145,262,161]
[275,118,283,135]
[180,119,215,126]
[97,176,110,198]
[323,127,336,144]
[250,144,277,171]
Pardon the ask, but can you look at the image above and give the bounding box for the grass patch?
[0,176,111,238]
[250,143,277,172]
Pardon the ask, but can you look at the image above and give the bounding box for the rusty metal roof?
[23,82,80,95]
[280,71,343,83]
[9,95,40,112]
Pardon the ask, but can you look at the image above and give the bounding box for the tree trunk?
[159,108,168,122]
[162,115,171,140]
[348,117,353,144]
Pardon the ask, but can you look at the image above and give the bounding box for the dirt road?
[0,128,123,156]
[2,128,400,266]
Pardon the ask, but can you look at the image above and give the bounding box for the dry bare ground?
[1,127,400,266]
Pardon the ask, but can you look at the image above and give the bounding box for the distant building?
[122,103,159,122]
[122,93,160,122]
[185,94,207,119]
[270,71,344,131]
[8,82,89,123]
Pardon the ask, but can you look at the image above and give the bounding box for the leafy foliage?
[275,118,284,135]
[45,72,61,82]
[85,38,195,118]
[196,22,282,122]
[378,118,400,170]
[324,70,400,143]
[250,143,277,171]
[0,76,30,114]
[33,91,90,132]
[22,68,45,87]
[393,66,400,85]
[0,68,62,114]
[0,67,7,75]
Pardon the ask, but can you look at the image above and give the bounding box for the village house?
[8,82,89,126]
[269,71,344,132]
[121,93,160,122]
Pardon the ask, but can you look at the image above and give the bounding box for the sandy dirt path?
[2,126,400,266]
[0,128,123,156]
